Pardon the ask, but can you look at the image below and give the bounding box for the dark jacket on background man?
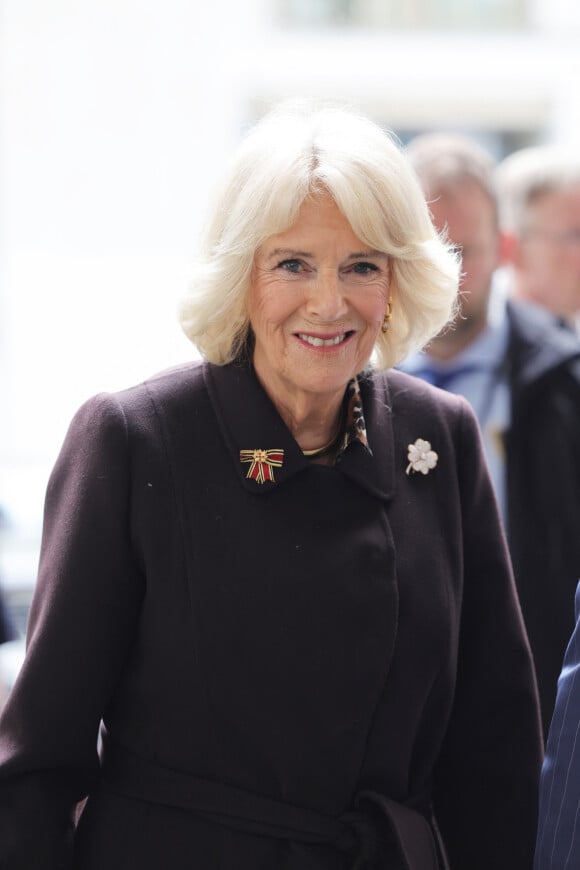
[0,506,17,645]
[505,300,580,737]
[0,362,541,869]
[0,595,15,646]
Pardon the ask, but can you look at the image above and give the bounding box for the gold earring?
[381,297,393,333]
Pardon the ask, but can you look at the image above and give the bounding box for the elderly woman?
[0,104,541,869]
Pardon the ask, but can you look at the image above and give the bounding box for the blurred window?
[280,0,529,30]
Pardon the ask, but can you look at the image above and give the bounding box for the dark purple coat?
[0,361,542,869]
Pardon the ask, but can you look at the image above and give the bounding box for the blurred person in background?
[401,132,580,738]
[0,599,14,647]
[0,103,541,869]
[496,146,580,334]
[0,506,18,708]
[0,595,15,653]
[535,579,580,868]
[0,594,17,707]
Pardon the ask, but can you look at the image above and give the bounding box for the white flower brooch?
[406,439,438,476]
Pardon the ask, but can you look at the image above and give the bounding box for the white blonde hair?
[496,145,580,236]
[179,101,460,369]
[405,132,499,223]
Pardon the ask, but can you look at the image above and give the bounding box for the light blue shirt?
[400,303,510,524]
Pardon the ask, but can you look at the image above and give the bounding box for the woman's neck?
[275,395,343,454]
[255,376,344,453]
[250,354,347,453]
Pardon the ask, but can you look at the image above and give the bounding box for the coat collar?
[204,361,395,502]
[507,299,580,388]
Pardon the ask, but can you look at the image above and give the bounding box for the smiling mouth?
[296,331,353,347]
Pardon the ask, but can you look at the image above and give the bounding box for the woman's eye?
[278,259,303,273]
[351,261,379,275]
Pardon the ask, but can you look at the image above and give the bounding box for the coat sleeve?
[432,399,543,869]
[535,581,580,869]
[0,393,144,868]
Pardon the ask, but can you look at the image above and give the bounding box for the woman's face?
[249,194,391,409]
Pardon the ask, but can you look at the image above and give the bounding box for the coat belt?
[99,740,440,870]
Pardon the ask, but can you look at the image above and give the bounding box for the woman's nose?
[305,271,348,320]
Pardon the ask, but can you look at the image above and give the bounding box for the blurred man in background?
[0,506,18,708]
[401,132,580,736]
[496,145,580,333]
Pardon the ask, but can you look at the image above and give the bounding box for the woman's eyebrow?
[345,250,388,261]
[264,247,388,260]
[265,247,312,259]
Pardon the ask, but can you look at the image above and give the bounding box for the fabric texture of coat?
[504,300,580,735]
[0,360,542,869]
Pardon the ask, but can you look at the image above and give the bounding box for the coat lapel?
[204,362,310,494]
[336,371,395,502]
[205,361,396,502]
